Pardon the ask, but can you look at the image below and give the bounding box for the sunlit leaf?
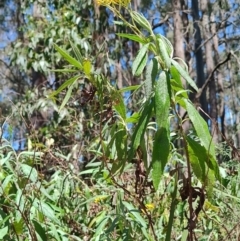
[130,11,152,33]
[152,71,170,190]
[118,85,141,93]
[157,36,171,69]
[59,83,74,111]
[145,58,158,99]
[83,58,92,77]
[20,163,38,182]
[0,226,8,239]
[49,75,79,98]
[154,71,170,127]
[117,33,147,44]
[122,201,147,228]
[171,59,198,91]
[132,43,149,76]
[13,219,24,235]
[54,44,83,70]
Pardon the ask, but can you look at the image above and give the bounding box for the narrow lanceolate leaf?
[111,89,126,120]
[60,83,74,110]
[187,136,206,182]
[152,71,171,190]
[130,11,152,33]
[185,100,219,179]
[54,44,83,70]
[157,34,174,58]
[187,136,215,197]
[118,85,141,93]
[152,126,170,190]
[117,33,147,44]
[70,40,83,63]
[128,100,154,162]
[145,58,158,99]
[171,59,198,91]
[32,220,48,241]
[115,125,127,162]
[132,43,149,76]
[154,71,170,128]
[157,36,171,69]
[83,59,92,78]
[170,65,188,99]
[49,75,79,98]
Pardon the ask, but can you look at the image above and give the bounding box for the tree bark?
[192,0,208,120]
[172,0,189,131]
[201,0,218,143]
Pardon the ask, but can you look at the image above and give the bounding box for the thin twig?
[195,52,231,100]
[152,14,169,30]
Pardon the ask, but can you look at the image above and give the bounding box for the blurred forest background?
[1,0,240,240]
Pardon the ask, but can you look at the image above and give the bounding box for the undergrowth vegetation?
[1,2,240,241]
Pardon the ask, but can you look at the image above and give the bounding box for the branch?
[152,14,169,30]
[195,52,231,100]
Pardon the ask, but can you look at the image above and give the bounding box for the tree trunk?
[201,0,218,143]
[211,12,224,140]
[172,0,189,131]
[192,0,208,120]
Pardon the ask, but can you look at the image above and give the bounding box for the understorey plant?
[51,1,220,240]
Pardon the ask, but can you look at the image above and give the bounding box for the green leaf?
[145,58,158,99]
[49,75,79,98]
[157,36,171,69]
[170,66,188,98]
[186,136,206,182]
[117,33,147,44]
[0,226,8,239]
[115,126,127,162]
[152,71,171,190]
[83,59,92,77]
[130,11,153,33]
[132,43,149,76]
[33,200,59,224]
[185,100,219,179]
[2,174,13,195]
[126,112,140,124]
[13,219,24,235]
[54,44,83,70]
[157,34,174,58]
[51,68,77,73]
[181,230,188,241]
[118,85,141,93]
[171,59,198,91]
[170,66,183,87]
[152,127,170,190]
[122,201,147,228]
[205,169,215,198]
[59,83,74,110]
[33,220,48,241]
[128,100,154,162]
[20,163,38,182]
[154,71,170,128]
[69,40,83,63]
[166,181,177,241]
[113,92,126,120]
